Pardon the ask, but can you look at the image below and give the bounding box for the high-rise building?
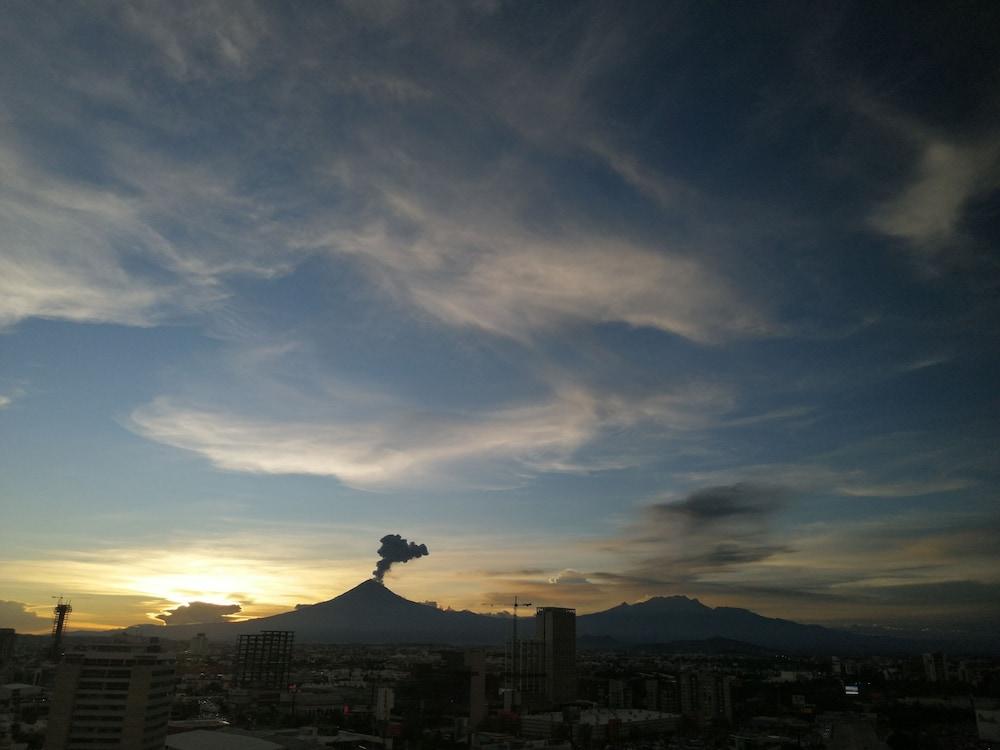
[44,637,175,750]
[923,652,948,683]
[465,649,487,729]
[0,629,14,663]
[679,670,732,725]
[535,607,576,704]
[188,633,208,657]
[234,631,294,690]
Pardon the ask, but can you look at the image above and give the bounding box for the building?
[465,649,487,729]
[44,637,176,750]
[504,637,544,710]
[521,708,680,743]
[394,649,489,733]
[374,686,394,721]
[608,678,629,709]
[922,652,948,683]
[0,630,14,664]
[679,671,733,725]
[188,633,208,657]
[535,608,576,705]
[234,631,294,690]
[976,706,1000,742]
[166,730,283,750]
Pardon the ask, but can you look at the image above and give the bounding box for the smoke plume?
[373,534,430,582]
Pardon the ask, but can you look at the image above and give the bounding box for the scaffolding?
[234,630,294,690]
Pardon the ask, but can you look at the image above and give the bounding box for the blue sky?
[1,1,998,634]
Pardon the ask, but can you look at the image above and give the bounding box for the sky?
[1,1,999,636]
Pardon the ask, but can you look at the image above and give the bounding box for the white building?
[44,638,175,750]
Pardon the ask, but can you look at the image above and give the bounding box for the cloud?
[861,96,1000,265]
[837,478,973,498]
[651,483,788,527]
[0,600,49,631]
[304,77,777,346]
[129,380,733,489]
[323,212,771,344]
[120,1,272,82]
[548,569,592,585]
[675,542,794,567]
[0,129,300,330]
[0,141,180,328]
[1,2,779,344]
[601,483,796,591]
[830,580,1000,626]
[0,395,10,409]
[156,601,243,625]
[871,139,998,250]
[680,445,978,501]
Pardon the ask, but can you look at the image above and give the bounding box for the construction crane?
[483,595,534,705]
[50,596,72,661]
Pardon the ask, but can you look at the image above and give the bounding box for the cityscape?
[2,1,999,749]
[1,574,999,749]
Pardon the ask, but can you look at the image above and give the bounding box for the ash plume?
[373,533,429,582]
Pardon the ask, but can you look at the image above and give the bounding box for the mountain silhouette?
[136,580,900,652]
[142,580,507,644]
[576,595,878,651]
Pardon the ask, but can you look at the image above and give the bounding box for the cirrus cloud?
[129,380,733,490]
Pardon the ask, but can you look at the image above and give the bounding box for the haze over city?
[1,1,998,643]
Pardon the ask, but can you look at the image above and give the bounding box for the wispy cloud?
[120,1,272,82]
[0,125,303,330]
[862,97,1000,265]
[129,380,733,489]
[322,213,771,344]
[871,139,998,250]
[837,478,974,498]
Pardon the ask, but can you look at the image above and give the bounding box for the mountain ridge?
[128,579,910,653]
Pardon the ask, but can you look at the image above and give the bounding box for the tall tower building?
[535,607,576,704]
[44,637,175,750]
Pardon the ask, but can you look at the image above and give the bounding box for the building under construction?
[234,630,294,690]
[504,605,577,710]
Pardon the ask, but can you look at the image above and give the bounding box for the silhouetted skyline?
[0,2,998,637]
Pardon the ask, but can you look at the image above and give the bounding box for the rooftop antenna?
[50,596,72,661]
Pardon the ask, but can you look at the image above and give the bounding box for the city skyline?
[1,2,998,636]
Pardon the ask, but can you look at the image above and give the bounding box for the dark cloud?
[601,482,800,601]
[157,601,242,625]
[0,600,49,631]
[853,580,1000,608]
[588,571,674,587]
[678,542,794,567]
[651,483,788,526]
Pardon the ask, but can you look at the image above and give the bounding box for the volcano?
[147,579,508,644]
[254,579,508,643]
